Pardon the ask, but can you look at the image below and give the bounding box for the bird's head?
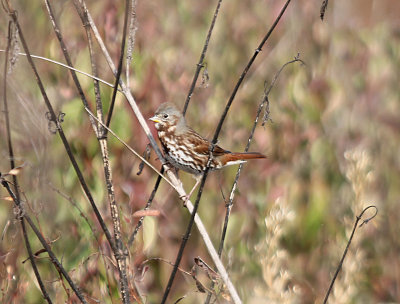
[149,102,186,132]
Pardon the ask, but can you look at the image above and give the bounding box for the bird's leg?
[180,174,202,207]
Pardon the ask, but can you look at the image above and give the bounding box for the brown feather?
[220,152,266,165]
[187,128,229,156]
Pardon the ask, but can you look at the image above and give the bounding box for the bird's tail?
[221,152,266,166]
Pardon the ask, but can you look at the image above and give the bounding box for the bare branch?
[323,205,378,304]
[205,55,304,303]
[126,0,138,88]
[182,0,223,116]
[43,0,98,135]
[0,50,116,88]
[0,178,86,303]
[2,19,52,304]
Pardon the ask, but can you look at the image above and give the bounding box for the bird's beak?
[149,116,160,123]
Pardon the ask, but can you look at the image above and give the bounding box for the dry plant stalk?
[251,196,300,304]
[330,148,375,303]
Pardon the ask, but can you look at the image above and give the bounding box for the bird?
[149,102,266,200]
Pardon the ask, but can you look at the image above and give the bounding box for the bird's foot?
[179,194,190,207]
[179,176,202,207]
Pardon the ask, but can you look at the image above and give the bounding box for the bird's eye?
[163,114,169,119]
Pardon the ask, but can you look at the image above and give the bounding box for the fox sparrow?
[149,102,265,177]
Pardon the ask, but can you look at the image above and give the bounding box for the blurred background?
[0,0,399,303]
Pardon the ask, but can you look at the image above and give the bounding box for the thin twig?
[126,0,138,88]
[72,0,106,135]
[222,55,305,251]
[323,205,378,304]
[182,0,223,116]
[43,0,98,135]
[0,50,116,88]
[142,257,193,277]
[205,55,304,303]
[50,185,97,239]
[105,0,130,130]
[0,178,87,303]
[2,19,52,304]
[3,22,19,200]
[20,215,53,303]
[211,0,292,146]
[50,182,115,297]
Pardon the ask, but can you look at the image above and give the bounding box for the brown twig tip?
[323,204,378,304]
[262,54,305,127]
[320,0,329,20]
[137,144,152,175]
[132,209,161,218]
[357,205,378,228]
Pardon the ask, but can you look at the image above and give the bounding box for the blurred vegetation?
[0,0,399,303]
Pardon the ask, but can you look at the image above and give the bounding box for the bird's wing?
[186,128,229,156]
